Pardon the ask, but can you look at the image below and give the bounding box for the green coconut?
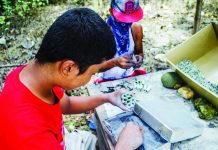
[161,72,183,89]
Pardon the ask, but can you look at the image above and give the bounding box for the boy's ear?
[60,60,79,77]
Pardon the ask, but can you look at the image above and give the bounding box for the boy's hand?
[115,122,144,150]
[114,56,135,69]
[132,55,144,68]
[105,90,129,111]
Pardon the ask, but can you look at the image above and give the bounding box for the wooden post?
[193,0,203,34]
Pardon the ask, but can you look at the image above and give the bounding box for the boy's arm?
[60,91,128,114]
[132,23,143,56]
[131,23,144,68]
[60,94,143,150]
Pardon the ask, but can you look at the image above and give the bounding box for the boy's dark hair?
[35,8,116,74]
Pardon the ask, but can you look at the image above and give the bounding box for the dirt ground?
[0,0,217,137]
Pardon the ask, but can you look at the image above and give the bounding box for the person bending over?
[0,8,143,150]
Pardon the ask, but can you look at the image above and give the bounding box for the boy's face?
[57,60,102,90]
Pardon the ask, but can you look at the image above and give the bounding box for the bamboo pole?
[193,0,203,34]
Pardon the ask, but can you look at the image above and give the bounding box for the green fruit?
[194,98,207,111]
[178,86,194,100]
[194,98,217,120]
[198,104,217,120]
[161,72,183,89]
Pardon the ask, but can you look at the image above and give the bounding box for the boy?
[0,8,143,150]
[94,0,146,83]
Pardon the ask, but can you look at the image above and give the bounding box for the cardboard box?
[166,23,218,108]
[103,111,171,150]
[134,99,204,143]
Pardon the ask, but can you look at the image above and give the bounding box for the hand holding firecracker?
[131,54,144,68]
[121,93,135,110]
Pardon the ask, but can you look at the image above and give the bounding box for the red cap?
[111,0,143,23]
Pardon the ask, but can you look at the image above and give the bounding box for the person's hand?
[132,55,144,68]
[114,56,135,69]
[105,90,129,111]
[115,122,144,150]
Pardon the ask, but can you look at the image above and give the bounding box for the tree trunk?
[193,0,203,34]
[0,1,3,14]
